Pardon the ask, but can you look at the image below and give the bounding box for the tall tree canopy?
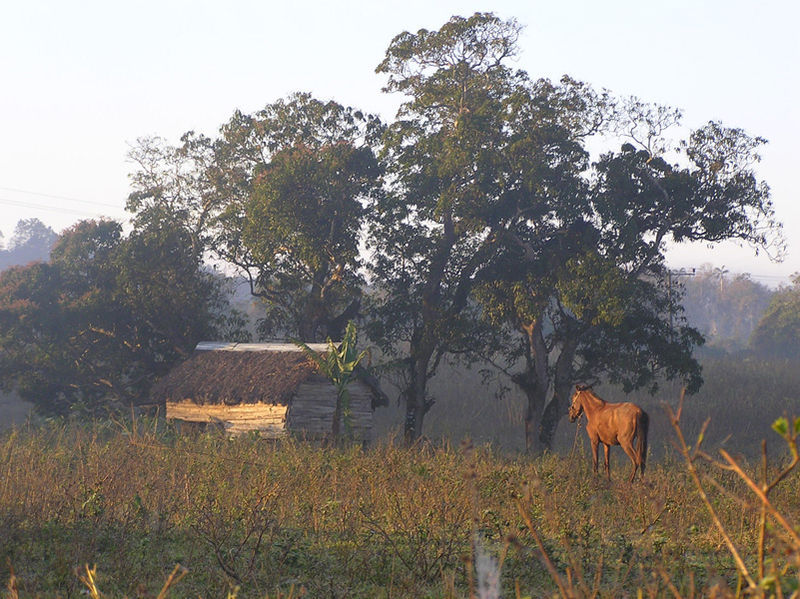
[478,100,781,452]
[368,13,538,441]
[369,13,782,446]
[128,93,384,342]
[222,134,382,340]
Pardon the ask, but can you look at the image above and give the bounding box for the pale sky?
[1,0,797,286]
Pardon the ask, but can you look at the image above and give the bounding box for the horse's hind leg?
[620,439,639,482]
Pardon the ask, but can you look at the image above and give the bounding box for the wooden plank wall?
[166,402,288,437]
[166,376,373,442]
[287,376,373,442]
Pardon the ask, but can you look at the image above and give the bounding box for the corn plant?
[295,321,367,441]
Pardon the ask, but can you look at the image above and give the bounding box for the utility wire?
[0,186,122,209]
[0,196,122,218]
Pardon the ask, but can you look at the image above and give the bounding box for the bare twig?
[717,449,800,548]
[156,564,188,599]
[79,564,102,599]
[515,496,573,599]
[666,390,756,589]
[639,503,668,535]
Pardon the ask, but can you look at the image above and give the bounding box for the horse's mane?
[575,384,603,403]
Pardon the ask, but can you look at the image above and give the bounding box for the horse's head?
[568,384,589,422]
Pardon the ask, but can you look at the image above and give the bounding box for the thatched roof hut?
[152,342,386,441]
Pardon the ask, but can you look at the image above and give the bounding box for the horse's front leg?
[590,436,600,474]
[603,444,611,479]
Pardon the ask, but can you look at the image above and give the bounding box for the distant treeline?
[0,218,57,270]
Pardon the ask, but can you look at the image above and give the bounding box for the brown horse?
[568,384,649,482]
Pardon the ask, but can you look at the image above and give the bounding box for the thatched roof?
[151,345,322,406]
[151,342,389,408]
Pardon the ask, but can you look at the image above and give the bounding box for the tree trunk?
[298,293,325,342]
[331,392,342,441]
[539,336,578,450]
[401,212,461,444]
[515,318,549,454]
[403,351,434,443]
[519,378,546,454]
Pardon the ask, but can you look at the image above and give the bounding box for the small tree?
[0,218,248,415]
[295,321,367,440]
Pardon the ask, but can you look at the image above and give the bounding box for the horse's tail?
[637,409,649,476]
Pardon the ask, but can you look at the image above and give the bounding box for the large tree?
[128,93,384,342]
[368,13,539,441]
[0,218,246,415]
[369,12,782,446]
[479,107,782,451]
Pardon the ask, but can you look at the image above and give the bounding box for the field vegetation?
[2,358,799,598]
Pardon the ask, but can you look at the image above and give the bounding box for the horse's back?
[623,402,645,417]
[596,402,644,443]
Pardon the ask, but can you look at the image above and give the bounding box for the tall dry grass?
[3,355,800,597]
[2,409,798,597]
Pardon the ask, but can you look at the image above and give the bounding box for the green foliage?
[235,135,380,341]
[211,93,385,343]
[126,134,221,259]
[370,12,781,447]
[369,13,535,440]
[557,252,629,327]
[465,37,778,450]
[771,415,800,437]
[295,321,367,439]
[749,275,800,359]
[128,93,384,342]
[0,218,247,415]
[772,416,789,436]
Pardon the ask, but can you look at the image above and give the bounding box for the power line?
[0,196,122,218]
[668,265,792,281]
[0,186,122,209]
[747,274,791,280]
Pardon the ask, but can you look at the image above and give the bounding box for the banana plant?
[294,321,367,440]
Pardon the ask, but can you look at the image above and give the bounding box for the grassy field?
[2,357,800,598]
